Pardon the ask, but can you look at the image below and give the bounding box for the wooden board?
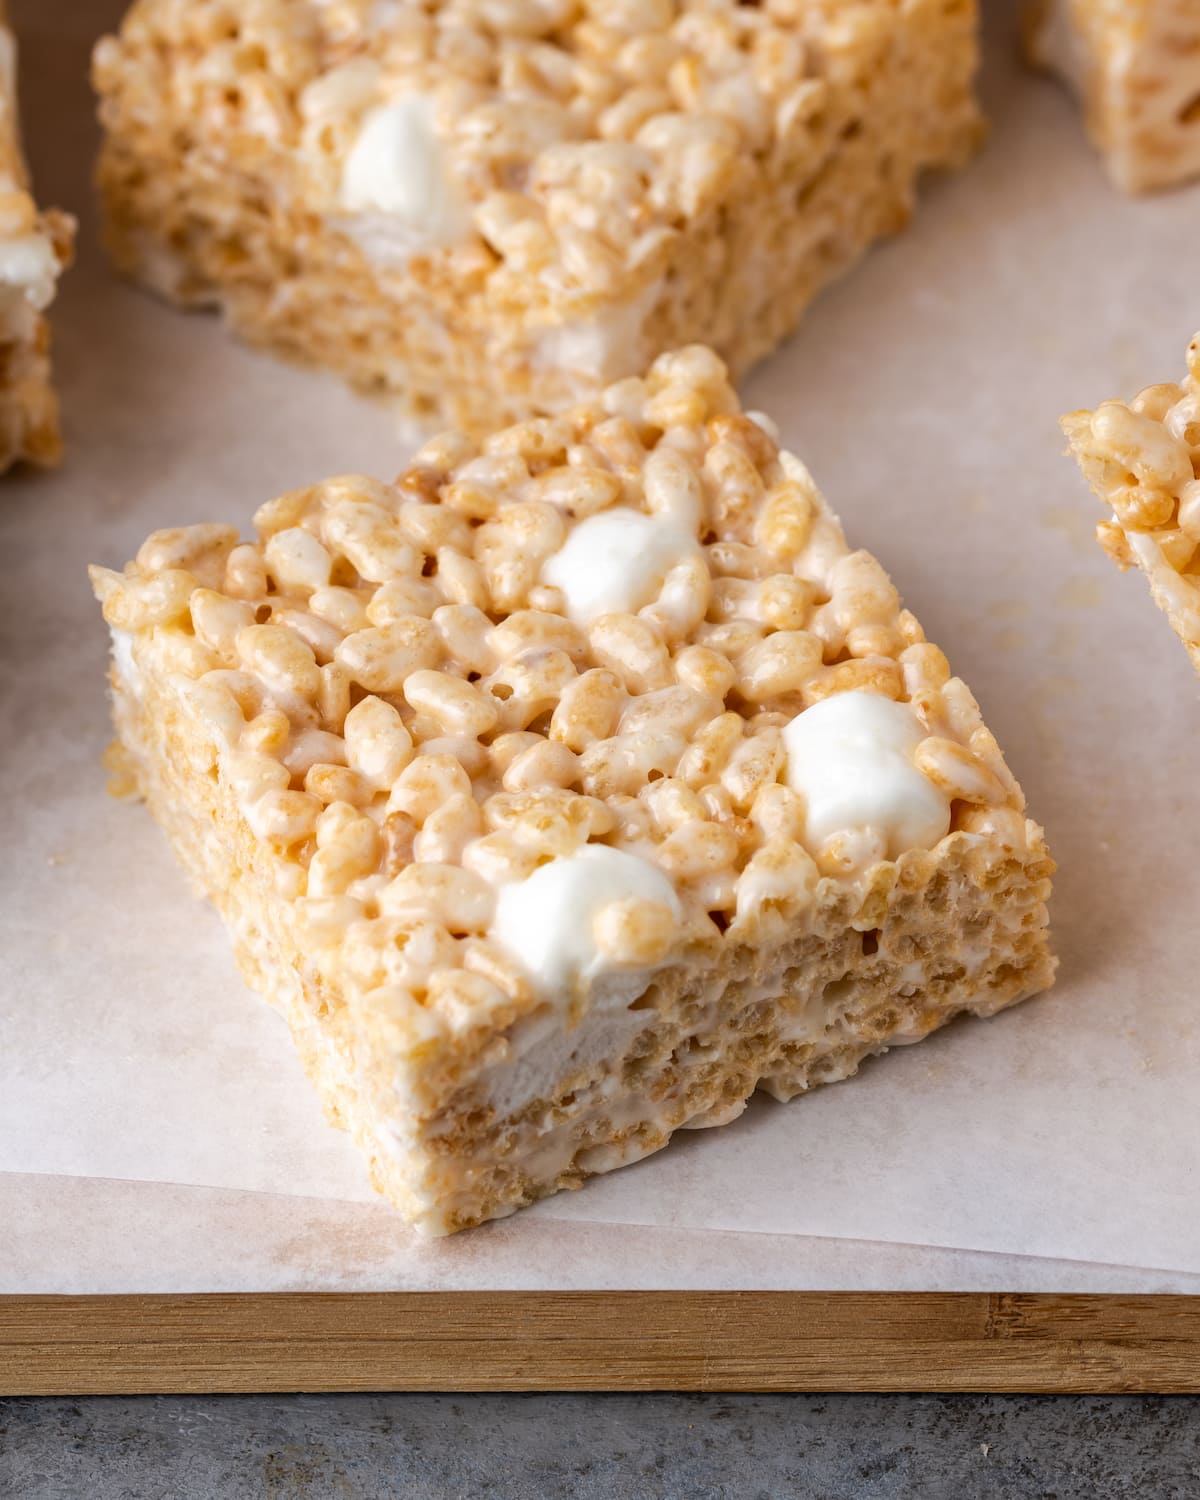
[5,1293,1200,1395]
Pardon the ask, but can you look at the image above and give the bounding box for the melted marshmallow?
[745,409,781,444]
[1128,531,1200,640]
[0,232,58,309]
[535,284,659,384]
[109,628,142,699]
[782,691,949,860]
[491,845,682,996]
[541,507,700,626]
[340,96,470,258]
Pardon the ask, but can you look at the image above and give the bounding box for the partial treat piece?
[1026,0,1200,193]
[1062,332,1200,672]
[91,347,1055,1234]
[0,2,72,470]
[94,0,981,432]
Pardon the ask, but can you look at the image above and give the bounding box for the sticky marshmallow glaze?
[783,691,950,860]
[541,507,701,626]
[491,845,682,996]
[341,96,470,254]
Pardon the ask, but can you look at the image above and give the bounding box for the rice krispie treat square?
[1026,0,1200,193]
[93,0,981,432]
[91,347,1054,1234]
[0,2,72,471]
[1062,333,1200,673]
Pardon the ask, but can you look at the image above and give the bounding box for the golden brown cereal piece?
[93,0,981,431]
[1062,332,1200,673]
[92,348,1054,1234]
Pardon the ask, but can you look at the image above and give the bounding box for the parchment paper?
[5,0,1200,1291]
[9,1171,1200,1295]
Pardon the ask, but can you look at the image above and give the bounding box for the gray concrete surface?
[3,1393,1200,1499]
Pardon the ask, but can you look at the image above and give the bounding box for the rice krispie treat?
[1026,0,1200,193]
[91,347,1055,1234]
[93,0,981,432]
[0,3,72,470]
[1062,334,1200,673]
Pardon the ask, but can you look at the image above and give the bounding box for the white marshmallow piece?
[534,285,659,384]
[782,690,950,861]
[109,627,142,700]
[541,507,700,627]
[0,233,58,310]
[491,845,682,996]
[341,95,470,257]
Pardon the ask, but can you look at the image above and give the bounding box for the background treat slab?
[91,0,980,430]
[4,0,1200,1391]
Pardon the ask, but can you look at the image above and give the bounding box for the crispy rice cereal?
[0,1,72,471]
[91,348,1055,1234]
[1063,333,1200,672]
[93,0,981,431]
[1026,0,1200,193]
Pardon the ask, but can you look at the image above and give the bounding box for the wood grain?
[5,1293,1200,1394]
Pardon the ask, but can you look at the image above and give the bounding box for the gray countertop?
[3,1393,1198,1499]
